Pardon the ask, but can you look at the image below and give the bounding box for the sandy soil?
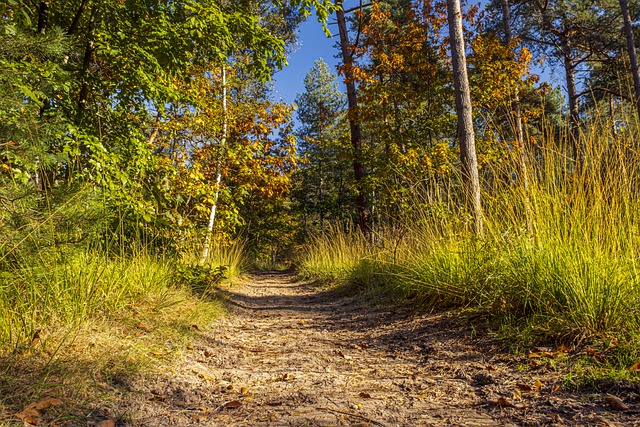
[115,271,640,426]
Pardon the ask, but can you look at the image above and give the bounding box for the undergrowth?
[298,122,640,377]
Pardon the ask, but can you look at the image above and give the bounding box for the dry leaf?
[533,380,544,390]
[136,322,150,332]
[529,352,541,359]
[358,392,372,398]
[240,387,249,395]
[223,400,242,410]
[604,394,628,411]
[298,319,306,325]
[629,360,640,371]
[14,397,63,424]
[416,394,428,399]
[557,345,571,353]
[277,373,295,381]
[516,383,533,392]
[496,397,515,408]
[97,420,116,427]
[512,389,522,401]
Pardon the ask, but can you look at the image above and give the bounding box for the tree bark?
[560,34,580,163]
[447,0,484,236]
[78,6,97,117]
[37,2,50,34]
[501,0,532,234]
[67,0,90,35]
[335,0,371,237]
[620,0,640,119]
[201,66,227,263]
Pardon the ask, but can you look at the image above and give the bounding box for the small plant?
[176,263,228,292]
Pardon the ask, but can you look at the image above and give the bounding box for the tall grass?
[299,121,640,347]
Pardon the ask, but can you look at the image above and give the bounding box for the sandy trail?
[121,271,639,426]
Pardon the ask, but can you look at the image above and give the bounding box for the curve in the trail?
[121,271,638,426]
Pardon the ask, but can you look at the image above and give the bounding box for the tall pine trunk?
[501,0,532,234]
[336,0,371,237]
[201,66,227,263]
[447,0,484,236]
[620,0,640,119]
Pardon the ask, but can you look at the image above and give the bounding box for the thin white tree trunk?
[447,0,484,236]
[201,66,227,263]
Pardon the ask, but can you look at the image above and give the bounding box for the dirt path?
[120,271,639,426]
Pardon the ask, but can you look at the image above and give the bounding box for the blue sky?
[272,17,341,104]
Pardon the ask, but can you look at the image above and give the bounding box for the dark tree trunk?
[501,0,532,234]
[447,0,484,236]
[37,2,49,34]
[68,0,90,35]
[78,6,97,117]
[336,0,371,236]
[560,35,580,163]
[620,0,640,119]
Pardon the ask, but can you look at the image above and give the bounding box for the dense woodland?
[3,0,640,381]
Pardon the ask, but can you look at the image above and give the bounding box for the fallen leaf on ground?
[240,386,249,395]
[513,389,522,400]
[358,392,372,398]
[298,319,306,325]
[277,372,295,381]
[533,380,544,390]
[223,400,242,410]
[97,420,115,427]
[496,397,515,408]
[516,383,533,392]
[629,360,640,371]
[605,394,628,411]
[557,345,571,353]
[14,397,63,424]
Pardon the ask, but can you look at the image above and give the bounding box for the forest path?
[122,271,635,426]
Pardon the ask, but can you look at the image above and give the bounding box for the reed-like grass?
[299,122,640,349]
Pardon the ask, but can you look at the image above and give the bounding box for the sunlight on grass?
[299,120,640,351]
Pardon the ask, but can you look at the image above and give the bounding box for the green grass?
[298,122,640,367]
[0,240,246,424]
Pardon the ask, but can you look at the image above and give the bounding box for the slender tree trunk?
[620,0,640,119]
[335,0,371,237]
[67,0,90,35]
[501,0,532,235]
[37,2,49,34]
[78,6,97,116]
[560,35,580,163]
[447,0,484,236]
[201,66,227,264]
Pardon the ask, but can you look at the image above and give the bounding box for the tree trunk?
[560,34,580,163]
[447,0,484,236]
[620,0,640,119]
[201,66,227,263]
[78,6,97,116]
[37,2,49,34]
[67,0,90,35]
[335,0,371,237]
[501,0,532,235]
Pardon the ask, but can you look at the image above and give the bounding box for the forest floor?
[109,270,640,426]
[5,271,640,426]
